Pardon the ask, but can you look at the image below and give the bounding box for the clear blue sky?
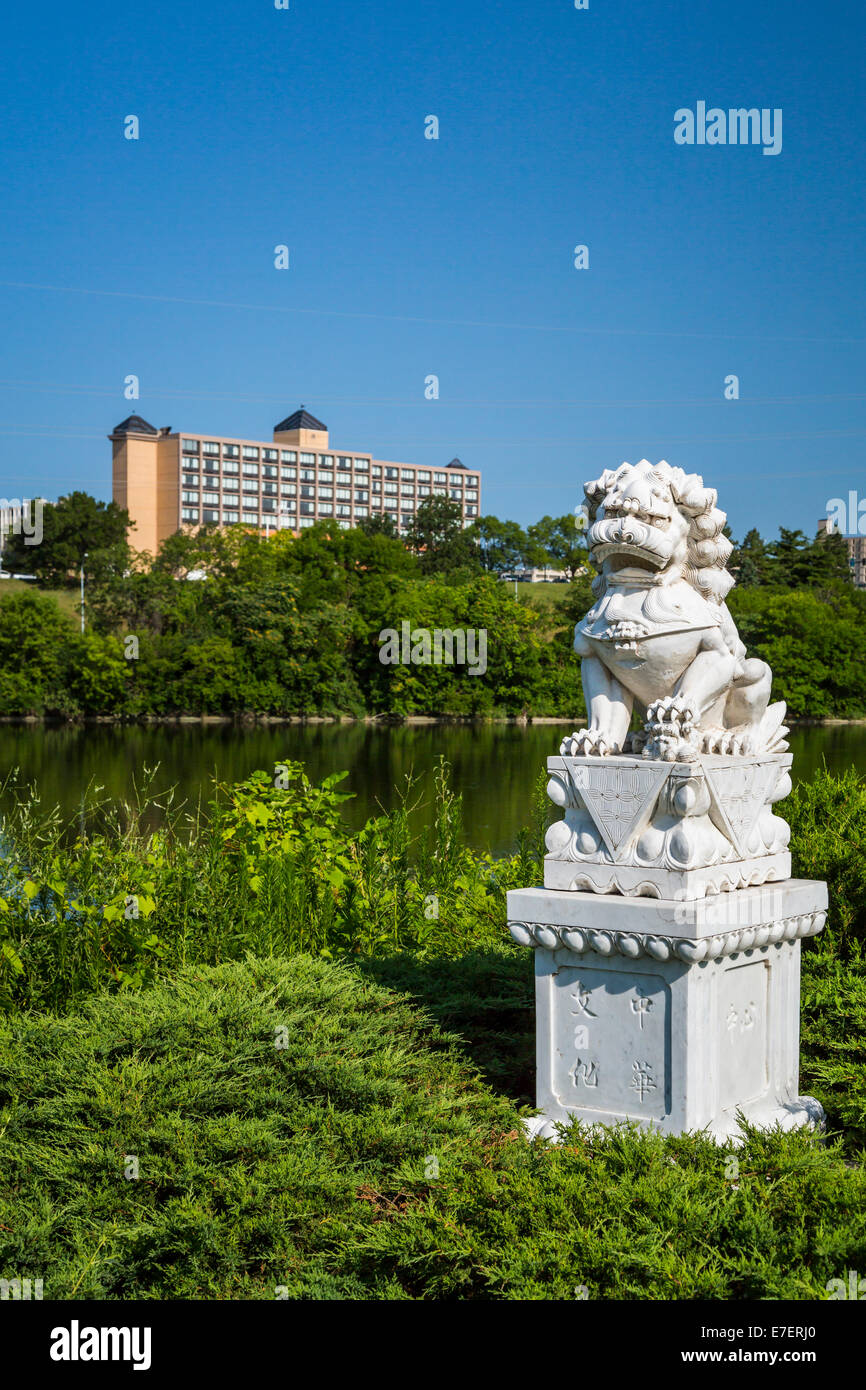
[1,0,864,541]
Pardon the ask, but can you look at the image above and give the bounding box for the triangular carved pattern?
[571,762,671,856]
[700,759,778,856]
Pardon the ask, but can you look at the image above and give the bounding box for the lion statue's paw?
[560,728,621,757]
[643,695,701,762]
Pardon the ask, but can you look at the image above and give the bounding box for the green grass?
[1,953,865,1301]
[0,578,79,620]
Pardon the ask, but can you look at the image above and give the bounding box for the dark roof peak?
[112,414,158,436]
[274,407,327,433]
[447,457,466,469]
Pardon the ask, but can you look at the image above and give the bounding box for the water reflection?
[0,721,862,859]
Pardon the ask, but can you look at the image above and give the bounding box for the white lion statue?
[563,459,788,761]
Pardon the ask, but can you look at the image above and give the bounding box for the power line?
[1,279,865,345]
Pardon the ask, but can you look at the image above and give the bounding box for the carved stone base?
[507,879,827,1144]
[543,851,791,899]
[544,752,792,900]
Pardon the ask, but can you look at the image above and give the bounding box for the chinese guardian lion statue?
[564,459,788,762]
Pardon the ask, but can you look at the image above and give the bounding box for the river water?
[0,721,862,858]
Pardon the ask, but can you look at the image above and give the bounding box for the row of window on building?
[177,440,479,531]
[179,439,479,489]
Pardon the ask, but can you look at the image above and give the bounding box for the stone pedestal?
[507,879,827,1143]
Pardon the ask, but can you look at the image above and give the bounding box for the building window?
[243,463,260,477]
[371,465,382,478]
[354,458,369,471]
[467,475,479,486]
[318,470,333,484]
[300,485,315,499]
[223,461,239,474]
[263,448,278,461]
[384,482,398,495]
[281,484,296,497]
[401,470,414,481]
[434,472,447,483]
[371,480,382,493]
[401,484,415,496]
[354,490,368,502]
[417,470,431,482]
[300,469,316,482]
[262,482,277,495]
[450,490,462,501]
[384,498,398,510]
[300,452,315,464]
[223,445,239,458]
[418,485,430,496]
[242,500,258,511]
[319,455,334,467]
[466,490,478,502]
[181,508,199,522]
[318,487,333,500]
[299,517,314,528]
[339,456,352,468]
[355,505,368,517]
[262,499,277,513]
[182,491,199,504]
[336,472,351,486]
[182,475,199,489]
[280,450,297,463]
[385,467,398,480]
[336,504,351,517]
[223,478,239,492]
[203,492,220,505]
[336,488,351,501]
[300,502,315,515]
[222,511,239,524]
[465,505,477,517]
[243,481,260,494]
[182,439,199,454]
[281,466,296,480]
[434,487,447,496]
[318,502,333,515]
[203,460,219,474]
[262,465,278,479]
[202,441,219,456]
[242,447,260,460]
[202,509,219,524]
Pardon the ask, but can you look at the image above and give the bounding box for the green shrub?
[1,954,865,1301]
[787,766,866,959]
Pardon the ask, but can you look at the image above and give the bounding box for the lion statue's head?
[584,459,734,604]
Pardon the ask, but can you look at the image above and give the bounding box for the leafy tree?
[730,528,770,587]
[2,492,132,586]
[358,513,398,538]
[404,498,481,576]
[527,514,588,580]
[468,516,529,574]
[0,590,69,713]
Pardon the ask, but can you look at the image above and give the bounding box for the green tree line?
[0,492,861,719]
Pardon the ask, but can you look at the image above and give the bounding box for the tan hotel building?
[110,408,481,555]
